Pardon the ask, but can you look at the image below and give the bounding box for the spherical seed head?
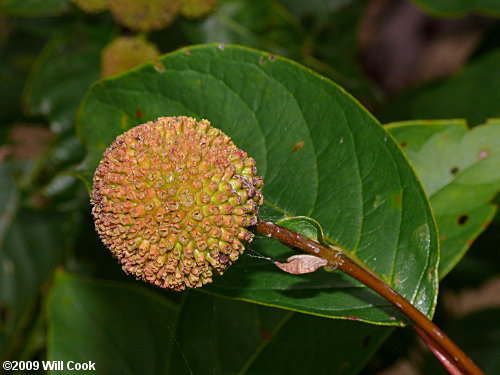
[180,0,217,19]
[91,116,264,291]
[101,36,161,78]
[108,0,181,32]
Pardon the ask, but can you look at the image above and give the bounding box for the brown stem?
[254,219,483,375]
[413,326,465,375]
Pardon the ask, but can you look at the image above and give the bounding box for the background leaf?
[47,272,391,375]
[408,0,500,16]
[0,17,56,127]
[382,50,500,126]
[181,0,377,104]
[170,291,392,375]
[0,163,64,359]
[0,0,70,17]
[386,119,500,277]
[47,271,179,375]
[182,0,302,58]
[23,21,114,134]
[77,44,438,325]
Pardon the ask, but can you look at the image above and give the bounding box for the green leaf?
[47,271,179,375]
[386,119,500,278]
[408,0,500,16]
[0,0,70,16]
[276,216,330,247]
[0,163,64,358]
[77,44,438,325]
[280,0,358,26]
[182,0,377,104]
[182,0,302,58]
[23,21,115,134]
[0,18,53,125]
[299,1,379,104]
[382,50,500,126]
[170,292,392,375]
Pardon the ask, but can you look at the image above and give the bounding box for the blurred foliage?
[409,0,500,17]
[0,0,498,374]
[382,50,500,126]
[387,119,500,278]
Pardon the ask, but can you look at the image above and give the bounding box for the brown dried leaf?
[275,255,328,275]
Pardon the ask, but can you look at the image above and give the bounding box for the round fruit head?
[91,116,263,290]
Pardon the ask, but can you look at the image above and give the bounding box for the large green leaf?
[24,21,114,134]
[170,292,391,375]
[387,119,500,278]
[409,0,500,16]
[47,271,179,375]
[48,273,390,374]
[0,163,64,359]
[77,44,438,325]
[382,50,500,126]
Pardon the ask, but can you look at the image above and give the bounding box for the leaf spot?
[400,140,408,148]
[292,141,304,152]
[449,166,460,175]
[135,109,143,118]
[393,193,402,207]
[481,220,491,228]
[261,329,273,340]
[478,148,489,159]
[153,60,165,73]
[457,214,469,226]
[345,315,361,321]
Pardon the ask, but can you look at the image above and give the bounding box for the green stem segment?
[254,219,483,375]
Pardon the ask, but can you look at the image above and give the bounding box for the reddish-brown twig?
[254,219,483,375]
